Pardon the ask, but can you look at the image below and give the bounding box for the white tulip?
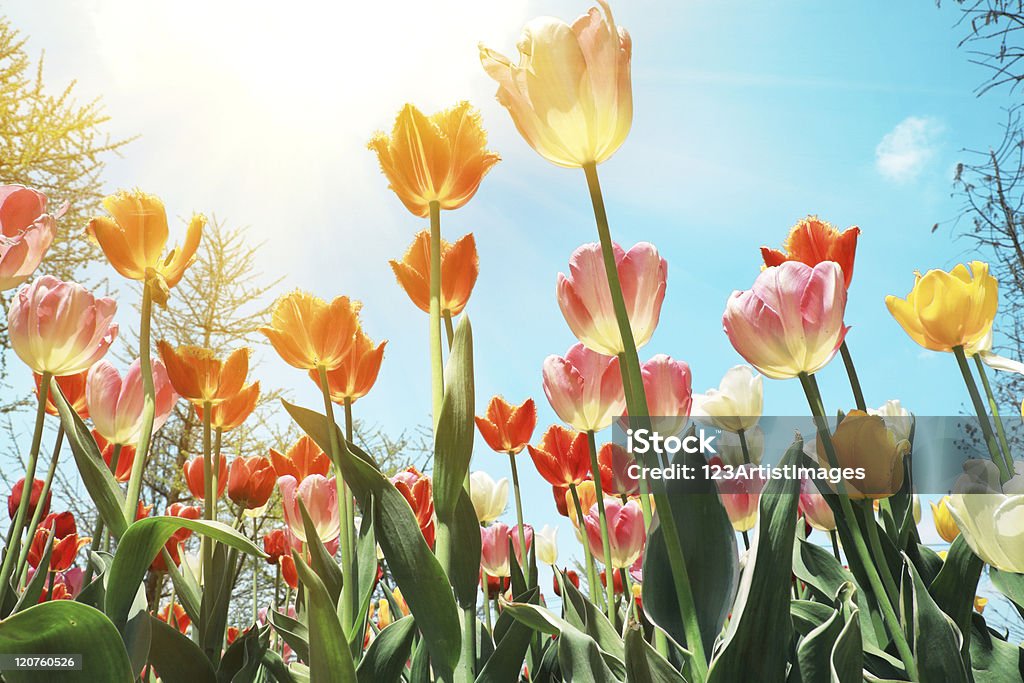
[715,425,764,467]
[470,471,509,524]
[536,525,559,565]
[692,365,763,433]
[868,400,914,443]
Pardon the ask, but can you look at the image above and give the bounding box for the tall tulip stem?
[16,426,65,584]
[507,452,529,580]
[953,346,1012,483]
[586,430,618,623]
[428,201,444,431]
[84,442,120,586]
[124,282,156,520]
[738,428,752,465]
[839,341,867,411]
[972,354,1014,476]
[199,400,214,655]
[569,484,600,606]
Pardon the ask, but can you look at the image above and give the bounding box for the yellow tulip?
[930,496,960,543]
[885,261,997,352]
[819,410,908,500]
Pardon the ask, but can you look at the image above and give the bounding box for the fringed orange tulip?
[269,435,330,480]
[368,102,500,217]
[156,343,249,406]
[34,370,90,419]
[227,456,276,511]
[475,396,537,454]
[183,456,227,500]
[761,216,860,290]
[260,291,360,371]
[310,330,386,405]
[528,425,591,488]
[194,381,260,431]
[390,230,478,316]
[86,190,205,305]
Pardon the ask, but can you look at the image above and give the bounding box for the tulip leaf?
[791,600,835,636]
[348,504,378,655]
[899,553,969,683]
[989,568,1024,615]
[433,315,475,523]
[557,566,625,662]
[706,439,801,683]
[623,625,686,683]
[282,399,462,675]
[50,380,128,538]
[967,612,1024,682]
[216,622,270,683]
[268,608,310,664]
[292,552,357,683]
[476,588,539,683]
[451,488,482,610]
[124,581,153,677]
[296,498,343,607]
[104,516,265,635]
[928,534,984,659]
[0,600,134,682]
[792,583,861,683]
[163,551,202,626]
[13,532,53,613]
[356,616,417,683]
[146,614,217,683]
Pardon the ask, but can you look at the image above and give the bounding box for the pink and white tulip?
[510,524,533,567]
[716,462,765,532]
[584,498,645,569]
[87,359,178,446]
[640,354,692,435]
[542,343,625,432]
[0,185,61,291]
[278,474,340,544]
[799,478,836,532]
[481,522,512,577]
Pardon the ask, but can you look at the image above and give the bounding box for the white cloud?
[875,116,943,182]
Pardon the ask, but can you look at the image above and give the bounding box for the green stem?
[16,426,64,585]
[738,428,752,465]
[741,530,750,550]
[953,346,1011,483]
[200,401,214,656]
[508,453,529,575]
[839,341,867,411]
[862,503,899,607]
[252,519,259,624]
[830,531,841,563]
[482,571,494,633]
[0,371,51,606]
[428,201,444,431]
[443,310,455,351]
[569,484,600,607]
[586,431,618,625]
[798,372,919,680]
[124,283,156,520]
[972,354,1014,477]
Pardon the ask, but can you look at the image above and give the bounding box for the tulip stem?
[252,518,259,624]
[507,452,529,580]
[16,426,64,585]
[738,428,752,466]
[569,483,600,607]
[972,354,1014,477]
[443,311,455,351]
[124,282,156,523]
[830,531,842,563]
[482,572,494,633]
[953,346,1012,483]
[586,431,618,625]
[0,371,51,607]
[862,502,899,607]
[798,372,919,681]
[839,341,867,411]
[428,200,445,432]
[199,401,215,658]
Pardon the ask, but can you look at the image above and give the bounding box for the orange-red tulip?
[8,478,49,520]
[309,330,386,405]
[391,468,435,546]
[158,603,190,633]
[193,381,260,432]
[390,230,478,316]
[280,554,298,590]
[157,342,249,406]
[28,512,89,572]
[528,425,591,488]
[228,456,276,510]
[368,102,499,217]
[260,291,360,371]
[34,370,90,418]
[269,436,330,480]
[150,503,200,572]
[183,456,227,500]
[92,430,136,483]
[761,216,860,290]
[263,529,300,565]
[475,396,537,455]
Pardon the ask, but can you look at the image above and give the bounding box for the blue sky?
[2,1,1016,574]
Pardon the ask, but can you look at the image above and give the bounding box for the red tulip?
[182,456,227,500]
[227,456,276,510]
[390,467,435,546]
[92,430,136,483]
[281,554,298,590]
[263,529,300,565]
[8,478,49,520]
[158,603,190,634]
[597,443,640,497]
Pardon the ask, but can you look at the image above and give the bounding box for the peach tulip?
[34,370,90,419]
[0,185,60,291]
[8,276,118,376]
[584,498,645,568]
[278,474,340,544]
[799,478,836,532]
[261,291,361,372]
[480,1,632,168]
[269,436,331,481]
[528,425,591,488]
[640,354,692,435]
[557,242,666,356]
[390,230,478,317]
[368,102,499,217]
[715,462,765,532]
[310,329,386,405]
[481,522,512,577]
[542,343,625,432]
[194,381,260,432]
[566,479,601,529]
[475,396,537,455]
[228,456,276,511]
[511,524,533,567]
[157,343,249,406]
[761,216,860,290]
[183,456,227,500]
[86,358,177,446]
[723,261,848,380]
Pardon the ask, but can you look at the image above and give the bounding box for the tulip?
[310,330,386,405]
[640,354,692,436]
[868,399,914,444]
[536,525,559,565]
[692,365,763,433]
[930,496,960,543]
[280,554,299,590]
[8,478,49,520]
[510,524,533,567]
[194,381,260,432]
[228,456,276,511]
[269,436,330,480]
[182,456,227,500]
[584,498,644,568]
[557,242,666,356]
[469,471,509,524]
[566,480,600,529]
[724,262,848,380]
[158,603,191,634]
[480,1,632,168]
[885,261,997,353]
[34,370,90,419]
[761,216,860,290]
[599,569,626,594]
[38,582,71,603]
[480,522,512,577]
[156,343,249,406]
[799,478,836,532]
[390,230,478,317]
[528,425,591,488]
[542,343,625,432]
[475,396,537,455]
[947,491,1024,574]
[391,467,435,546]
[716,427,764,467]
[820,410,908,499]
[974,596,989,614]
[92,431,135,483]
[553,568,580,597]
[260,291,360,371]
[278,474,340,544]
[714,462,765,533]
[0,185,60,291]
[28,513,89,572]
[150,503,200,573]
[8,276,118,376]
[369,102,499,217]
[483,573,511,599]
[86,190,204,305]
[552,485,570,517]
[597,443,639,497]
[135,501,153,521]
[86,358,177,446]
[263,529,300,565]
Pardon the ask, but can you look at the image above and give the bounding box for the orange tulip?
[260,291,360,371]
[280,554,298,590]
[156,342,249,406]
[390,230,478,316]
[528,425,591,488]
[92,430,136,483]
[183,456,227,500]
[228,456,276,511]
[34,370,90,418]
[566,480,600,529]
[475,396,537,455]
[86,190,205,305]
[368,102,499,218]
[193,381,260,431]
[158,603,191,634]
[309,330,386,405]
[269,435,331,480]
[761,216,860,290]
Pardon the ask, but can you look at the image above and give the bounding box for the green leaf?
[147,614,217,683]
[0,600,134,682]
[105,516,265,634]
[967,612,1024,683]
[163,552,202,625]
[989,568,1024,616]
[557,567,625,662]
[348,507,378,654]
[790,600,834,636]
[268,608,310,664]
[928,534,983,660]
[624,625,686,683]
[216,622,269,683]
[292,552,357,683]
[123,582,152,677]
[900,554,969,683]
[433,315,474,523]
[13,533,53,612]
[706,439,801,683]
[476,588,538,683]
[792,583,861,683]
[356,616,417,683]
[297,498,343,606]
[451,488,482,609]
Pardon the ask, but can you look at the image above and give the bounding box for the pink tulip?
[715,461,765,532]
[0,185,62,291]
[723,261,848,380]
[799,478,836,532]
[87,359,178,446]
[640,354,692,435]
[557,242,667,356]
[278,474,340,544]
[584,498,645,569]
[480,522,512,577]
[510,524,533,567]
[8,275,118,376]
[542,343,625,432]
